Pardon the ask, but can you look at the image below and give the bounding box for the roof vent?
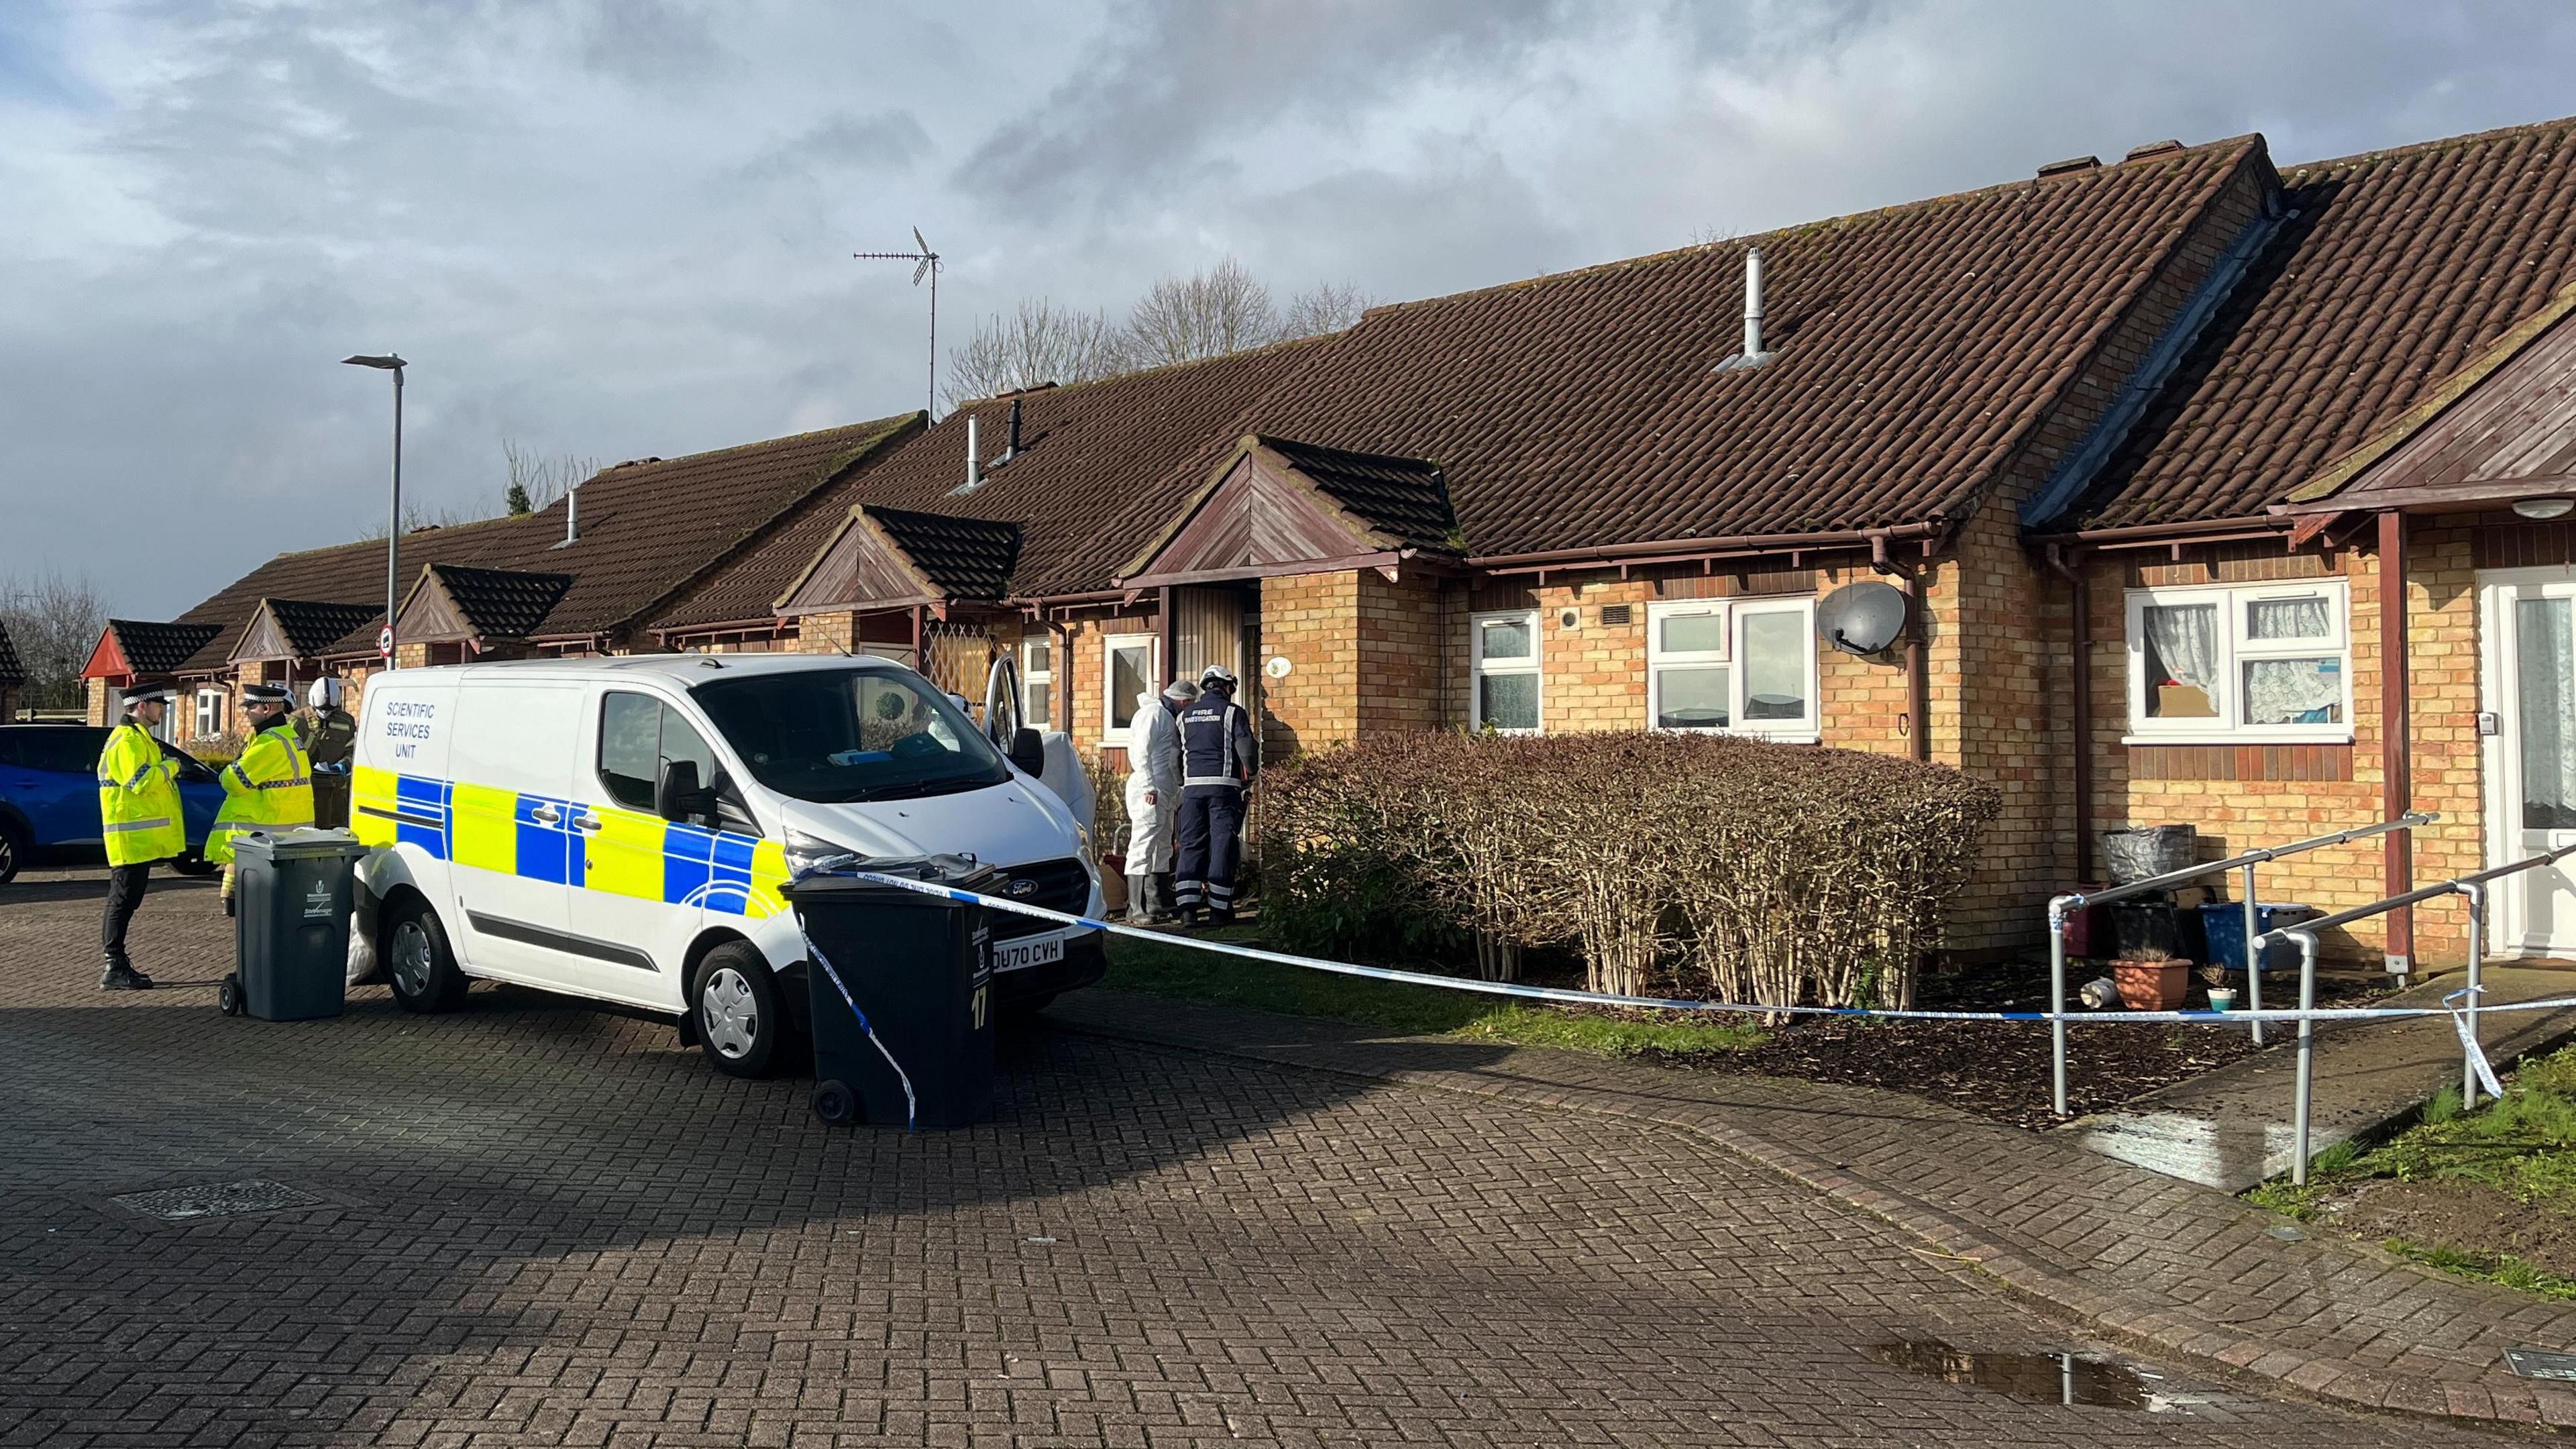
[551,480,580,549]
[1713,246,1774,373]
[2035,154,2102,179]
[2123,140,2184,162]
[951,413,985,496]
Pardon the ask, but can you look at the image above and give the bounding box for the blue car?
[0,724,225,885]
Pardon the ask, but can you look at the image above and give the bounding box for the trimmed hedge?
[1258,733,1998,1009]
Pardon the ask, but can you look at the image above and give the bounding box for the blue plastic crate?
[2199,902,2320,973]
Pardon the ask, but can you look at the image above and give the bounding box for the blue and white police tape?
[837,869,2576,1030]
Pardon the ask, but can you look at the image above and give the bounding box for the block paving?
[0,866,2526,1446]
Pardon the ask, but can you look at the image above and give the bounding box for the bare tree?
[944,299,1124,407]
[1278,280,1375,341]
[502,441,599,516]
[0,568,108,711]
[1122,256,1280,368]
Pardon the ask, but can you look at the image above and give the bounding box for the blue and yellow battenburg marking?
[354,765,789,917]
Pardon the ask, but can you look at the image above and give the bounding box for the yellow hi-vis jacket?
[207,722,314,864]
[95,722,186,867]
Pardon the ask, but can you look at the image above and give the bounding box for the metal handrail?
[2259,838,2576,1185]
[2044,812,2436,1116]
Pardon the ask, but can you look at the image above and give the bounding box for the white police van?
[350,654,1103,1077]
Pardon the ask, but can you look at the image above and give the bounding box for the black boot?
[100,961,154,991]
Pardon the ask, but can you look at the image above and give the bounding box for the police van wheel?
[0,818,23,886]
[386,900,466,1014]
[812,1079,856,1124]
[217,974,242,1017]
[694,943,784,1079]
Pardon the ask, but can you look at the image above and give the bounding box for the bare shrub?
[1260,733,1996,1007]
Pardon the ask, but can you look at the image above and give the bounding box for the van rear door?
[444,681,592,989]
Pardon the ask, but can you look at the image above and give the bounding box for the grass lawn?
[1102,924,1766,1061]
[2247,1044,2576,1301]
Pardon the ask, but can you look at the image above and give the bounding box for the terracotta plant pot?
[2112,959,2190,1012]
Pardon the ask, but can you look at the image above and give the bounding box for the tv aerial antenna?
[855,227,942,419]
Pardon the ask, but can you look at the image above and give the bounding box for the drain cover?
[112,1179,324,1222]
[2506,1348,2576,1381]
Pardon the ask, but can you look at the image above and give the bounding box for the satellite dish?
[1817,580,1910,656]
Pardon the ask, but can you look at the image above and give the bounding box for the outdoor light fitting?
[342,354,406,370]
[2512,496,2575,521]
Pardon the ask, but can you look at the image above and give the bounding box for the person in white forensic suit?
[1121,678,1199,922]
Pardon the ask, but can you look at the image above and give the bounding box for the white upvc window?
[1022,636,1055,730]
[2125,579,2352,742]
[1102,634,1159,744]
[1646,597,1820,741]
[195,687,226,743]
[1470,610,1542,733]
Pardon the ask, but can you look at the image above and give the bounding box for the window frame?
[1101,633,1159,746]
[2123,579,2353,743]
[1470,608,1544,733]
[194,687,226,743]
[1022,636,1055,731]
[1645,597,1821,743]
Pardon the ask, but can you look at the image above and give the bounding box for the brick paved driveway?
[0,867,2515,1446]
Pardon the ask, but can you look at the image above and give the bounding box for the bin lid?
[231,827,370,861]
[780,853,1002,904]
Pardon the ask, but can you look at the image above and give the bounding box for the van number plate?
[993,934,1065,973]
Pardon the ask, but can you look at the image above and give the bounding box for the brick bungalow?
[127,115,2576,965]
[83,415,916,746]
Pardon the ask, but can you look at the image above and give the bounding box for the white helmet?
[1198,663,1238,690]
[309,677,343,709]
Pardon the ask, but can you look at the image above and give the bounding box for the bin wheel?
[812,1079,857,1125]
[218,973,242,1018]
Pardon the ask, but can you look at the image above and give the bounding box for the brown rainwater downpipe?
[2047,544,2094,883]
[1870,532,1931,764]
[1157,586,1177,689]
[2379,509,2415,974]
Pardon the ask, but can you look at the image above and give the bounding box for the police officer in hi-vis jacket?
[1171,664,1258,926]
[93,686,184,990]
[208,682,315,916]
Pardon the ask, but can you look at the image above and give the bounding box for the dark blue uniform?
[1173,690,1256,919]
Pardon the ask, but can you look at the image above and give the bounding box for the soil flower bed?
[1100,927,2389,1130]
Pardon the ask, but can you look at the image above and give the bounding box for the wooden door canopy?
[1118,434,1460,590]
[773,505,1022,617]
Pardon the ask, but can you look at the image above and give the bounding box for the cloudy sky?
[7,1,2576,619]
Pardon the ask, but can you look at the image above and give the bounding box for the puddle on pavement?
[1868,1338,2157,1410]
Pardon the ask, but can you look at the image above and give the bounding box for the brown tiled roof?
[108,619,226,676]
[171,415,916,668]
[2063,116,2576,530]
[428,564,577,639]
[1223,137,2264,560]
[0,620,21,685]
[655,345,1319,626]
[863,508,1022,600]
[671,146,2257,616]
[1256,437,1456,551]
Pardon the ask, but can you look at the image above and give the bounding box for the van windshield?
[690,667,1010,804]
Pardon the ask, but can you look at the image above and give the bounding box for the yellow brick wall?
[2083,529,2485,965]
[1259,570,1359,756]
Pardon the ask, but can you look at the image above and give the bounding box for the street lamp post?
[342,354,406,669]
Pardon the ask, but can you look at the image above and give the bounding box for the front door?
[2481,568,2576,955]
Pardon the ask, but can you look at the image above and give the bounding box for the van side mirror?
[655,759,712,824]
[1008,727,1045,777]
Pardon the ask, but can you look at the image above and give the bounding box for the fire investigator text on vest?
[1172,665,1258,927]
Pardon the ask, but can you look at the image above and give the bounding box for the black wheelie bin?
[224,828,370,1020]
[782,856,1002,1132]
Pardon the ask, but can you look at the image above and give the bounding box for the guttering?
[2053,515,2294,550]
[1470,521,1947,576]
